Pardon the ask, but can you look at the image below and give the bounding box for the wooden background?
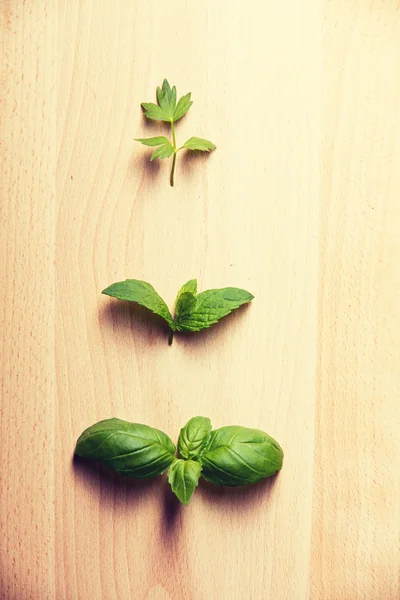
[1,1,399,598]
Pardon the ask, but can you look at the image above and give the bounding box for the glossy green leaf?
[175,287,254,332]
[168,458,202,505]
[178,416,212,460]
[199,426,283,486]
[102,279,174,329]
[75,418,176,479]
[182,137,216,152]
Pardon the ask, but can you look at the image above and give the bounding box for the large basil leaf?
[75,418,176,479]
[199,426,283,486]
[178,416,212,460]
[168,458,202,505]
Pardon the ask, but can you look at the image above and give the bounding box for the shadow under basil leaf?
[74,454,278,515]
[161,478,182,533]
[73,454,163,504]
[99,299,171,348]
[196,472,280,509]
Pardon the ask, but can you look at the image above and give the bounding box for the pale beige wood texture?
[311,2,400,599]
[0,1,398,599]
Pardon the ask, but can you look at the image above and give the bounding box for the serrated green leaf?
[168,458,202,505]
[173,93,193,122]
[178,417,212,460]
[150,141,174,161]
[175,287,254,332]
[75,418,176,479]
[102,279,174,329]
[135,136,170,147]
[141,102,171,122]
[175,292,197,320]
[176,279,197,297]
[156,79,177,120]
[182,137,216,152]
[199,426,283,487]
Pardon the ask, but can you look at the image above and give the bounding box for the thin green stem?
[170,152,177,187]
[171,120,177,149]
[170,120,177,187]
[168,328,174,345]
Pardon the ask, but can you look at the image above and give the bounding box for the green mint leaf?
[156,79,177,120]
[175,292,197,320]
[75,418,176,479]
[140,102,171,122]
[102,279,254,342]
[150,141,174,161]
[176,278,197,297]
[168,458,202,505]
[178,416,212,460]
[135,136,171,147]
[102,279,174,330]
[173,92,193,122]
[182,137,216,152]
[175,287,254,332]
[199,426,283,487]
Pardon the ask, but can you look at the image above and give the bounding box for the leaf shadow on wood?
[179,149,212,182]
[73,454,163,507]
[99,298,253,350]
[196,472,280,510]
[98,299,171,349]
[161,478,183,535]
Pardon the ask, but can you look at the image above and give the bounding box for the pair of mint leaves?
[102,278,254,344]
[135,79,216,186]
[75,416,284,505]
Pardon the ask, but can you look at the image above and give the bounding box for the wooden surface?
[0,1,399,599]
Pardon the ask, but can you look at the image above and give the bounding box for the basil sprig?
[102,278,254,344]
[75,416,283,505]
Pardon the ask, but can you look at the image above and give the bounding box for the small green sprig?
[75,417,284,505]
[135,79,216,186]
[102,278,254,345]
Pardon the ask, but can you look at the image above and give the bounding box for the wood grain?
[0,1,398,599]
[311,2,400,599]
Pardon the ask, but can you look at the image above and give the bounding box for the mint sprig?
[135,79,216,186]
[102,278,254,344]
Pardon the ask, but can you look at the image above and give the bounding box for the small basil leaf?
[175,287,254,332]
[178,416,212,460]
[102,279,175,330]
[168,458,202,505]
[75,418,176,479]
[199,426,283,486]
